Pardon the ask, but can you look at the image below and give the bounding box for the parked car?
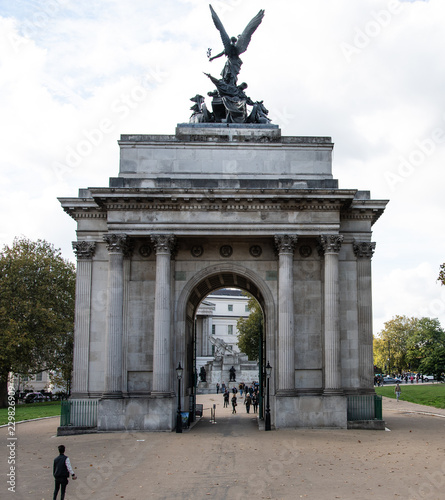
[423,375,435,381]
[24,392,50,403]
[383,377,402,384]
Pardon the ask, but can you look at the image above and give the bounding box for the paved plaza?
[3,394,445,500]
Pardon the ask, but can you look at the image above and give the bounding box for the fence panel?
[59,399,98,428]
[347,395,383,421]
[374,394,383,420]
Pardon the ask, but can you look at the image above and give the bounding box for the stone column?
[353,241,376,389]
[274,235,298,392]
[121,245,133,395]
[102,234,129,398]
[151,234,176,395]
[204,316,212,356]
[71,241,96,398]
[320,234,344,394]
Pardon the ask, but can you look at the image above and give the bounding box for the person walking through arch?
[245,393,251,414]
[252,392,258,413]
[231,394,237,414]
[223,390,229,408]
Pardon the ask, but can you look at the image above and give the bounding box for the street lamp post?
[265,361,272,431]
[176,362,183,434]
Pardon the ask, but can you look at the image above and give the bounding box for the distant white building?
[195,289,250,372]
[9,371,65,395]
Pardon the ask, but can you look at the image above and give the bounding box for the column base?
[274,394,347,428]
[70,392,90,399]
[97,396,175,431]
[151,391,175,398]
[323,388,344,396]
[101,391,123,399]
[276,389,298,397]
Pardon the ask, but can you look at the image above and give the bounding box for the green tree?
[373,316,418,374]
[406,317,445,380]
[237,295,263,361]
[0,237,76,407]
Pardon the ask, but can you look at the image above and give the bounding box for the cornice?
[89,188,357,213]
[100,201,346,212]
[342,199,389,226]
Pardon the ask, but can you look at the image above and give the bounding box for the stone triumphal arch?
[60,123,387,431]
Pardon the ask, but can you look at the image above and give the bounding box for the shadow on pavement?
[189,393,262,436]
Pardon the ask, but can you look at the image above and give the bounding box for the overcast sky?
[1,0,444,335]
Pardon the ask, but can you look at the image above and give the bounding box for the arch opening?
[177,267,273,428]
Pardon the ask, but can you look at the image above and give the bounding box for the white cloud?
[1,0,444,329]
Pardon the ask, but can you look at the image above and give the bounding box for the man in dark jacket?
[53,445,76,500]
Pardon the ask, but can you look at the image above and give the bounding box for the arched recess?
[174,263,276,422]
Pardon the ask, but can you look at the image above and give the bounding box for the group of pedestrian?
[221,381,260,414]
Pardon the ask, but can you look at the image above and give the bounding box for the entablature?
[341,199,389,226]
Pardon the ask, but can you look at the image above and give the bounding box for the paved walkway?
[2,394,445,500]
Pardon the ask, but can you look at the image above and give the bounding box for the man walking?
[395,383,402,402]
[53,444,77,500]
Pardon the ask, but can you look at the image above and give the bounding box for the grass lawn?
[0,401,61,426]
[375,383,445,409]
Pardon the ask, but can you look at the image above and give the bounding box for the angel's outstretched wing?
[236,9,265,55]
[209,4,231,53]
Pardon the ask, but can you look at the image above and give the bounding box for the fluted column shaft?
[321,234,343,394]
[204,316,212,356]
[103,234,128,398]
[354,241,376,388]
[275,235,297,392]
[71,241,96,397]
[152,235,176,394]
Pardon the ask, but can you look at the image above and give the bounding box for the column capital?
[72,241,96,259]
[274,234,298,254]
[151,234,176,254]
[103,234,130,254]
[353,240,376,259]
[319,234,343,254]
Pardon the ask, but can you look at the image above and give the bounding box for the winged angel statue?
[188,5,271,125]
[208,4,265,86]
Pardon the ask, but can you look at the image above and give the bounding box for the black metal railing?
[60,399,98,427]
[347,394,383,421]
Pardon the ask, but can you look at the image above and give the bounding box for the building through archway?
[60,124,387,432]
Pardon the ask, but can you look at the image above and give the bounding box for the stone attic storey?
[59,122,388,432]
